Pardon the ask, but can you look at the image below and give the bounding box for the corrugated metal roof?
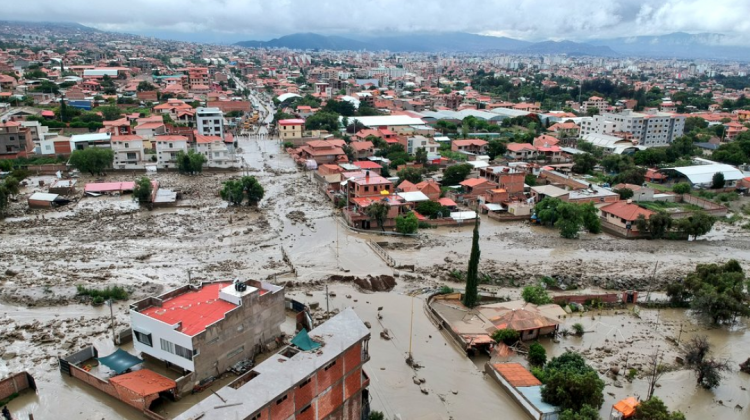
[29,192,59,201]
[517,385,559,414]
[666,163,746,184]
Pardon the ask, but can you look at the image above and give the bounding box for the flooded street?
[1,135,749,419]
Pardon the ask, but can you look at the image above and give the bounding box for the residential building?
[506,143,537,160]
[154,135,189,169]
[451,139,488,155]
[134,122,166,139]
[195,133,237,168]
[279,119,305,141]
[350,141,374,159]
[130,279,285,396]
[415,179,441,201]
[479,166,525,197]
[599,200,656,237]
[103,118,133,136]
[196,107,225,140]
[343,170,393,201]
[111,135,145,169]
[175,307,371,420]
[403,135,439,155]
[69,132,111,151]
[548,122,580,140]
[297,140,347,165]
[579,110,686,147]
[581,95,608,114]
[187,67,209,89]
[0,121,34,157]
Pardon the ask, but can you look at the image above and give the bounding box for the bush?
[492,328,520,345]
[522,285,553,305]
[395,212,419,234]
[76,285,129,301]
[528,342,547,366]
[672,182,691,194]
[614,187,634,200]
[572,323,585,336]
[439,286,454,294]
[369,412,385,420]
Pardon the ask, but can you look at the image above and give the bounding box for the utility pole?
[107,299,116,344]
[325,284,330,316]
[646,261,658,303]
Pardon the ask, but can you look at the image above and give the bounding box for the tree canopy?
[365,201,389,231]
[534,197,600,239]
[69,148,114,176]
[442,163,472,186]
[220,176,265,206]
[132,177,152,203]
[176,150,207,174]
[539,352,605,413]
[463,216,481,308]
[395,212,419,234]
[633,397,686,420]
[522,285,553,305]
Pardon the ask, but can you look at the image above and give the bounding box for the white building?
[195,133,238,168]
[69,132,111,151]
[196,107,225,140]
[134,122,166,139]
[579,109,685,147]
[406,135,439,155]
[581,96,608,114]
[111,135,146,169]
[154,135,189,169]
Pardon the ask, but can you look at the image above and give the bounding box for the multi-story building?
[196,107,225,140]
[451,139,488,155]
[402,135,439,155]
[195,133,238,168]
[175,307,371,420]
[581,96,608,114]
[187,67,209,89]
[579,110,685,147]
[130,279,285,395]
[0,121,33,157]
[111,135,145,169]
[279,118,304,141]
[69,132,111,152]
[154,135,189,169]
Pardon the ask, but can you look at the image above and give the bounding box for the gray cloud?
[4,0,750,42]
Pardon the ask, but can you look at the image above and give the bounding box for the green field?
[638,201,703,212]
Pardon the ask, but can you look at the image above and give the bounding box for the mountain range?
[235,31,750,60]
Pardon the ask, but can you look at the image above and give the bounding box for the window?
[125,143,130,148]
[275,394,288,405]
[324,360,337,371]
[169,143,173,148]
[300,404,312,413]
[134,331,152,347]
[299,377,312,389]
[175,344,193,360]
[126,153,137,160]
[160,338,175,354]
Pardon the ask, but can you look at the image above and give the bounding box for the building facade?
[175,308,371,420]
[196,107,225,140]
[579,110,686,147]
[130,279,285,395]
[111,135,145,169]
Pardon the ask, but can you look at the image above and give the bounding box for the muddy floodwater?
[1,135,750,419]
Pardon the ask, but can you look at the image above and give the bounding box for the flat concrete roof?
[175,308,369,420]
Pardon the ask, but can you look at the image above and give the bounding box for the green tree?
[633,397,685,420]
[365,201,389,231]
[442,163,472,185]
[176,150,207,174]
[586,107,599,117]
[491,328,519,345]
[672,182,691,194]
[98,105,123,121]
[304,111,340,132]
[342,144,355,162]
[581,202,601,234]
[69,148,114,175]
[572,153,596,174]
[541,352,605,412]
[555,202,583,239]
[711,172,725,189]
[558,404,600,420]
[528,342,547,366]
[487,140,507,160]
[132,177,152,203]
[395,212,419,234]
[414,147,428,165]
[137,81,156,91]
[635,212,673,239]
[684,336,731,389]
[397,167,423,184]
[679,260,749,324]
[522,285,553,305]
[614,188,634,200]
[0,176,21,215]
[242,176,265,205]
[674,211,715,240]
[525,174,537,186]
[220,179,245,205]
[415,201,448,219]
[462,216,481,308]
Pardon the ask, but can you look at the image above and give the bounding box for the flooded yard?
[1,135,749,419]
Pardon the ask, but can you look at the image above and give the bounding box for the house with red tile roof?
[415,179,441,201]
[600,200,655,237]
[506,143,538,161]
[130,279,285,396]
[451,139,488,154]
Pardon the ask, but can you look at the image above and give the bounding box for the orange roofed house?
[451,139,488,155]
[599,200,655,238]
[297,140,348,165]
[130,279,285,396]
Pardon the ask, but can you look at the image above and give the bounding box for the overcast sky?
[5,0,750,43]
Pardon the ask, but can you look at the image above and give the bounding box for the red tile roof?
[600,201,655,221]
[353,160,382,169]
[279,119,305,125]
[460,178,488,187]
[109,369,176,396]
[491,363,542,387]
[111,135,144,142]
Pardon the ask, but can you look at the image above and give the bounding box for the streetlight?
[107,299,116,344]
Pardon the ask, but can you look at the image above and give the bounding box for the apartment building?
[130,279,285,396]
[195,133,237,168]
[279,118,305,141]
[154,135,189,169]
[579,109,685,147]
[111,135,145,169]
[402,135,439,155]
[187,67,209,89]
[0,121,33,157]
[196,107,225,140]
[581,96,608,114]
[175,307,371,420]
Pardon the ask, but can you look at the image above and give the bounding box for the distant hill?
[589,32,750,60]
[518,40,618,57]
[236,32,529,52]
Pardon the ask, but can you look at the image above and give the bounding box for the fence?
[367,240,397,267]
[0,372,35,401]
[679,194,728,217]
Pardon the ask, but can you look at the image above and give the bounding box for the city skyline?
[4,0,750,44]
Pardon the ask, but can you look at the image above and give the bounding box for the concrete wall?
[131,310,196,372]
[190,282,286,388]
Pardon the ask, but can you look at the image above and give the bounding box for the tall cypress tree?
[463,215,481,308]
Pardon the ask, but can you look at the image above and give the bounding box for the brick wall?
[0,372,31,400]
[317,382,343,418]
[270,391,295,419]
